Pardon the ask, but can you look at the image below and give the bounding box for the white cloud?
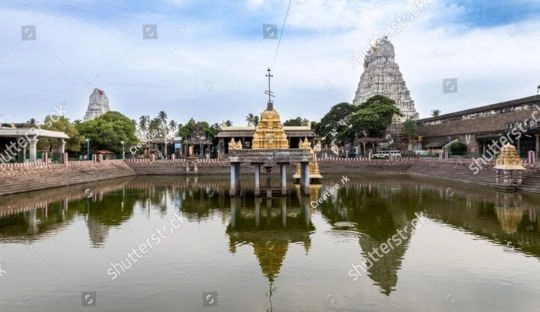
[0,0,539,126]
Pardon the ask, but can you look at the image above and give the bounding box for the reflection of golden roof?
[494,144,525,170]
[253,240,288,281]
[496,206,524,234]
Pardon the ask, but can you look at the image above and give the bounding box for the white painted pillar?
[59,138,65,155]
[28,136,38,162]
[300,161,310,195]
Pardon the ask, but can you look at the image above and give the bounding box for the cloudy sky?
[0,0,539,126]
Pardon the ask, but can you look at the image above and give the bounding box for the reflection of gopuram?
[318,181,418,295]
[227,197,314,310]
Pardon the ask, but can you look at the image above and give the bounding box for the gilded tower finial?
[265,68,274,111]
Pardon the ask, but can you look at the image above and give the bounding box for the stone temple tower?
[84,88,110,121]
[352,37,418,122]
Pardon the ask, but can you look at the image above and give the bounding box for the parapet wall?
[0,160,136,196]
[1,157,539,196]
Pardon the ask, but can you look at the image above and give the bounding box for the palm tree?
[169,120,178,136]
[431,109,441,117]
[139,115,149,132]
[158,111,168,125]
[253,116,259,126]
[225,120,233,127]
[246,113,256,126]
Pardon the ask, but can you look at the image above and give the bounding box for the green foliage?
[177,118,197,138]
[283,117,309,127]
[350,95,402,138]
[431,109,441,117]
[245,113,259,126]
[450,142,467,155]
[39,116,85,153]
[76,112,138,153]
[315,102,357,145]
[403,119,418,141]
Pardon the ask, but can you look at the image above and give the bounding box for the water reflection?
[0,175,539,300]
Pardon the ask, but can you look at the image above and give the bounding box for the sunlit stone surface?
[353,37,418,123]
[84,88,111,121]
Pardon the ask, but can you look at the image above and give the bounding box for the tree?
[431,109,441,117]
[283,117,309,127]
[169,120,178,137]
[158,111,168,124]
[178,118,197,138]
[402,119,418,143]
[315,103,357,145]
[246,113,259,126]
[139,115,150,132]
[450,142,467,155]
[76,112,138,153]
[350,95,402,138]
[39,116,85,153]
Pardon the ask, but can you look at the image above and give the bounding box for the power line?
[272,0,293,67]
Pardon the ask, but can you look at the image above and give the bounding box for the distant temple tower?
[84,88,110,121]
[352,37,418,122]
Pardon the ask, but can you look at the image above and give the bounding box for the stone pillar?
[230,163,240,196]
[28,136,38,162]
[63,152,69,165]
[536,134,540,159]
[59,139,65,155]
[43,152,48,164]
[280,163,287,196]
[265,165,272,199]
[300,161,310,195]
[254,164,261,196]
[194,162,198,173]
[171,154,176,161]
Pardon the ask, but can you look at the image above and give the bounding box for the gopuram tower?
[352,37,418,133]
[84,88,111,121]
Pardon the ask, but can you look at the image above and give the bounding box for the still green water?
[0,175,539,312]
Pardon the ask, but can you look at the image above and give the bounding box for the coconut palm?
[169,120,178,136]
[246,113,257,126]
[158,111,168,125]
[431,109,441,117]
[139,115,150,132]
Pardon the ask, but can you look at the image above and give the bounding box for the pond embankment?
[0,157,538,196]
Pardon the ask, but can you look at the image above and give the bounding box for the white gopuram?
[84,88,111,121]
[352,37,418,123]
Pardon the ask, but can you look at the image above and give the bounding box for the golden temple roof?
[494,144,525,170]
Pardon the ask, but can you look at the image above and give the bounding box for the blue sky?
[0,0,539,126]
